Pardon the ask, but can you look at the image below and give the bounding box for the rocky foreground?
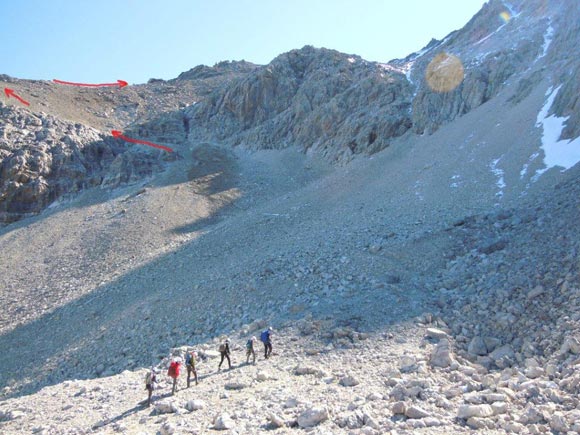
[1,160,579,434]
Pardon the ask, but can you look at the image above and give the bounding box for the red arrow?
[4,88,30,106]
[52,79,128,88]
[111,130,174,153]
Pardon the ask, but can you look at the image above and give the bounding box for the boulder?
[214,413,235,430]
[405,405,431,419]
[297,406,329,428]
[392,401,406,415]
[430,339,454,368]
[457,404,494,419]
[340,375,360,387]
[468,336,488,356]
[268,412,285,428]
[155,400,178,414]
[425,328,448,340]
[185,399,205,411]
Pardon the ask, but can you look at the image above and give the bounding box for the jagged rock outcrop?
[0,103,166,224]
[185,46,413,162]
[176,60,259,81]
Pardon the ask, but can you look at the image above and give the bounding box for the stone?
[549,412,568,432]
[430,339,454,368]
[366,392,382,401]
[214,413,235,430]
[225,381,249,390]
[491,402,508,415]
[160,422,177,435]
[392,401,406,415]
[468,336,488,356]
[466,417,495,430]
[155,400,178,414]
[527,285,545,299]
[405,405,430,419]
[457,404,494,419]
[525,366,544,379]
[425,328,448,340]
[185,399,205,411]
[256,371,270,381]
[489,345,515,367]
[297,406,329,428]
[339,375,360,387]
[559,337,580,355]
[268,412,285,428]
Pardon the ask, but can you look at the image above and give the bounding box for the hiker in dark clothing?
[261,327,273,359]
[185,350,198,387]
[218,339,232,371]
[246,336,257,364]
[145,367,158,406]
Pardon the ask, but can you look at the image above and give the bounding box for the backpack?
[246,339,253,350]
[260,330,269,343]
[168,361,179,378]
[145,371,152,385]
[219,343,226,353]
[185,352,192,365]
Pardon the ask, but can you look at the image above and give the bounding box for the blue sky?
[0,0,486,84]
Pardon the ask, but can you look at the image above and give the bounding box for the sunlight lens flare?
[425,52,465,93]
[499,11,511,24]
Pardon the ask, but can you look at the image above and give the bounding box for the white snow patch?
[535,86,580,176]
[539,24,554,59]
[450,175,461,188]
[490,158,506,198]
[520,152,540,179]
[347,57,356,64]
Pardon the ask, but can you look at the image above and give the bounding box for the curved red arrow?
[111,130,173,153]
[4,88,30,106]
[53,79,128,88]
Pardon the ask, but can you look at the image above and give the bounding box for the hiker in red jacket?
[168,358,181,395]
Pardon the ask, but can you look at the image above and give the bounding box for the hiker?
[261,326,273,359]
[167,358,181,395]
[185,350,198,387]
[246,336,257,364]
[218,338,232,371]
[145,367,158,406]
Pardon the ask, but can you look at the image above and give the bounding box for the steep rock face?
[0,103,165,224]
[185,46,413,162]
[407,0,549,134]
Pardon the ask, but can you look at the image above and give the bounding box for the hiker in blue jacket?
[261,327,273,359]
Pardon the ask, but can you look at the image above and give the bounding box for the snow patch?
[490,158,506,198]
[450,175,461,188]
[539,23,554,59]
[520,152,540,179]
[535,86,580,176]
[347,57,356,64]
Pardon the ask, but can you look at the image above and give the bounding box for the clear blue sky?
[0,0,487,85]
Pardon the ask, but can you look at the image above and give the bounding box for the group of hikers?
[145,327,274,406]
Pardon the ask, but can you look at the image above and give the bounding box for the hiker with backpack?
[167,358,181,395]
[246,336,257,364]
[261,327,273,359]
[185,350,198,388]
[218,338,232,371]
[145,367,158,406]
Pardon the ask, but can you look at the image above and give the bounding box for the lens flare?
[499,11,511,24]
[425,52,465,93]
